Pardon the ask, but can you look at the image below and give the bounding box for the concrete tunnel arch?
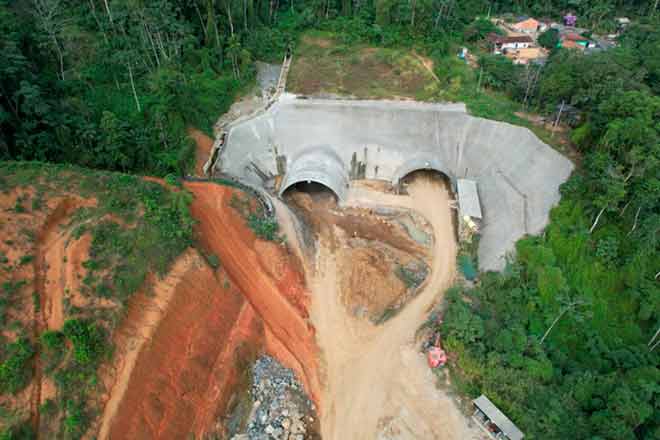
[391,154,456,191]
[279,145,350,201]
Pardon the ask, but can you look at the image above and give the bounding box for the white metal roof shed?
[473,395,524,440]
[457,179,483,219]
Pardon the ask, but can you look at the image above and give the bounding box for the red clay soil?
[186,182,320,403]
[188,128,214,177]
[32,196,95,433]
[104,182,318,439]
[107,253,263,439]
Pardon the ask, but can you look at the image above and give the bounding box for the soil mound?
[101,182,319,438]
[285,188,433,322]
[188,128,214,177]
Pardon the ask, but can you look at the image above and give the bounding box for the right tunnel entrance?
[397,169,452,195]
[397,169,458,240]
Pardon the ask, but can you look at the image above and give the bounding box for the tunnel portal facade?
[215,96,574,271]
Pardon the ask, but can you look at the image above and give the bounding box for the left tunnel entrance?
[278,146,349,202]
[281,180,339,204]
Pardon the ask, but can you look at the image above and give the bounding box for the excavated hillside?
[0,162,319,439]
[283,175,480,439]
[1,157,477,440]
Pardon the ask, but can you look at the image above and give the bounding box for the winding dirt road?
[294,177,478,439]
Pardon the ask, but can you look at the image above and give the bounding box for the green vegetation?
[205,253,221,269]
[0,419,34,440]
[1,161,194,310]
[441,15,660,440]
[247,214,282,242]
[230,192,282,242]
[0,337,34,394]
[538,28,560,49]
[0,280,27,326]
[442,200,659,438]
[62,320,106,366]
[1,0,658,438]
[0,161,194,438]
[41,330,66,373]
[0,0,250,176]
[288,32,437,99]
[18,255,33,266]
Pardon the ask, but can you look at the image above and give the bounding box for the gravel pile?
[237,356,316,440]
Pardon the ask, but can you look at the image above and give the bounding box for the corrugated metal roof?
[473,395,524,440]
[457,179,482,219]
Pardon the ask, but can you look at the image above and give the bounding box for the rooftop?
[457,179,482,220]
[488,34,534,44]
[512,18,539,30]
[563,32,589,41]
[473,395,524,440]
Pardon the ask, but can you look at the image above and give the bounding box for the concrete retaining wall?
[216,95,574,271]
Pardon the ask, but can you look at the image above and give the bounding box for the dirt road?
[294,176,478,439]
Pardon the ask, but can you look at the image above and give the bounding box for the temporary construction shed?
[457,178,482,243]
[472,395,524,440]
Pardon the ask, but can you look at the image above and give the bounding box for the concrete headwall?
[279,145,350,201]
[216,95,574,271]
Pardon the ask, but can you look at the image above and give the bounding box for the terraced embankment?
[101,249,262,439]
[186,182,320,402]
[100,182,319,439]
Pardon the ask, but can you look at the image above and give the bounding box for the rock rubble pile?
[233,356,317,440]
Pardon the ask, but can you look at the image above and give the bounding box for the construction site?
[198,56,572,439]
[0,52,573,440]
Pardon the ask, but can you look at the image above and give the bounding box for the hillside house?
[615,17,631,31]
[511,18,544,34]
[487,34,534,54]
[560,33,595,50]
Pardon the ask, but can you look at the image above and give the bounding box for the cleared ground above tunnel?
[215,95,574,271]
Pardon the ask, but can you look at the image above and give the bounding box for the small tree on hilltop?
[538,29,560,50]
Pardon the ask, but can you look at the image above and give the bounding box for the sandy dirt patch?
[292,175,480,439]
[285,188,432,322]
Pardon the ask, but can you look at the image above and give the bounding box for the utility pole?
[476,66,483,94]
[551,100,565,138]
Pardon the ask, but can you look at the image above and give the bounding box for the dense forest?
[1,0,658,439]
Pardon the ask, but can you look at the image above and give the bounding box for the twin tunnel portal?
[215,97,574,271]
[278,146,454,202]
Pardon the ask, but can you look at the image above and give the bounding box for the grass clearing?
[288,31,575,157]
[288,31,438,100]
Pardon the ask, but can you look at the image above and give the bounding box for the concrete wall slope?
[217,97,574,271]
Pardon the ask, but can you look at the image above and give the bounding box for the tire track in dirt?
[303,177,479,439]
[31,198,92,436]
